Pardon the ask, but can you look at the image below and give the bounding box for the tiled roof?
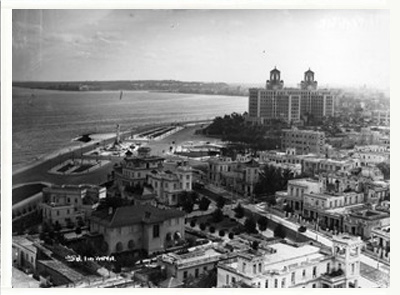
[91,204,185,228]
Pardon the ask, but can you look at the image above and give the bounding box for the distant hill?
[13,80,250,96]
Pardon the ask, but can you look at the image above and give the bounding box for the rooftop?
[161,247,225,268]
[264,243,324,270]
[289,178,320,187]
[37,259,85,283]
[12,236,37,253]
[91,204,185,228]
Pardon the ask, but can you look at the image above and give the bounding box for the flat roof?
[264,243,323,269]
[37,259,85,283]
[289,178,319,187]
[12,236,37,253]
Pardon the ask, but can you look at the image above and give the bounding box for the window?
[57,210,60,216]
[242,262,246,272]
[183,271,188,279]
[351,263,355,274]
[258,263,262,272]
[153,224,160,238]
[67,198,70,203]
[232,277,236,284]
[186,175,190,180]
[291,272,296,284]
[203,266,207,272]
[302,269,306,278]
[195,268,199,278]
[327,263,330,273]
[274,279,278,288]
[312,283,317,288]
[253,264,257,274]
[313,266,317,278]
[265,280,269,288]
[226,275,230,285]
[281,278,286,288]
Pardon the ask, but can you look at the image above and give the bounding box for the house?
[89,204,186,255]
[12,235,38,274]
[41,184,106,228]
[147,161,193,206]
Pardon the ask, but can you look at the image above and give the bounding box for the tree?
[244,217,257,234]
[274,224,286,239]
[228,232,234,239]
[209,226,216,233]
[96,197,130,211]
[75,226,82,235]
[212,208,224,223]
[219,230,225,237]
[53,221,62,232]
[298,226,307,233]
[234,203,245,219]
[200,223,206,231]
[257,216,268,232]
[251,241,259,251]
[376,162,390,180]
[216,196,226,209]
[190,220,196,227]
[178,191,198,213]
[199,197,211,211]
[254,165,295,199]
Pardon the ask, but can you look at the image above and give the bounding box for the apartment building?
[282,128,326,155]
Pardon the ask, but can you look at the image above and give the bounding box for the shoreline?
[12,119,212,177]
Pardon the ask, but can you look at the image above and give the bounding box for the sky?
[12,9,390,89]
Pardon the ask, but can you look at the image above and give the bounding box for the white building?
[217,235,364,288]
[41,184,106,227]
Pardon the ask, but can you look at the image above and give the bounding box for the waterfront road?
[13,120,212,188]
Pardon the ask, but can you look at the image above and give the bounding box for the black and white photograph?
[9,8,390,288]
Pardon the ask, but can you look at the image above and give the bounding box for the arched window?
[128,240,135,249]
[116,242,123,252]
[101,241,109,253]
[174,232,181,240]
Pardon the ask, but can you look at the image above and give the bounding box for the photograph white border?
[1,1,398,294]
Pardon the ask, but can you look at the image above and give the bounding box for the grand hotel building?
[247,68,334,124]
